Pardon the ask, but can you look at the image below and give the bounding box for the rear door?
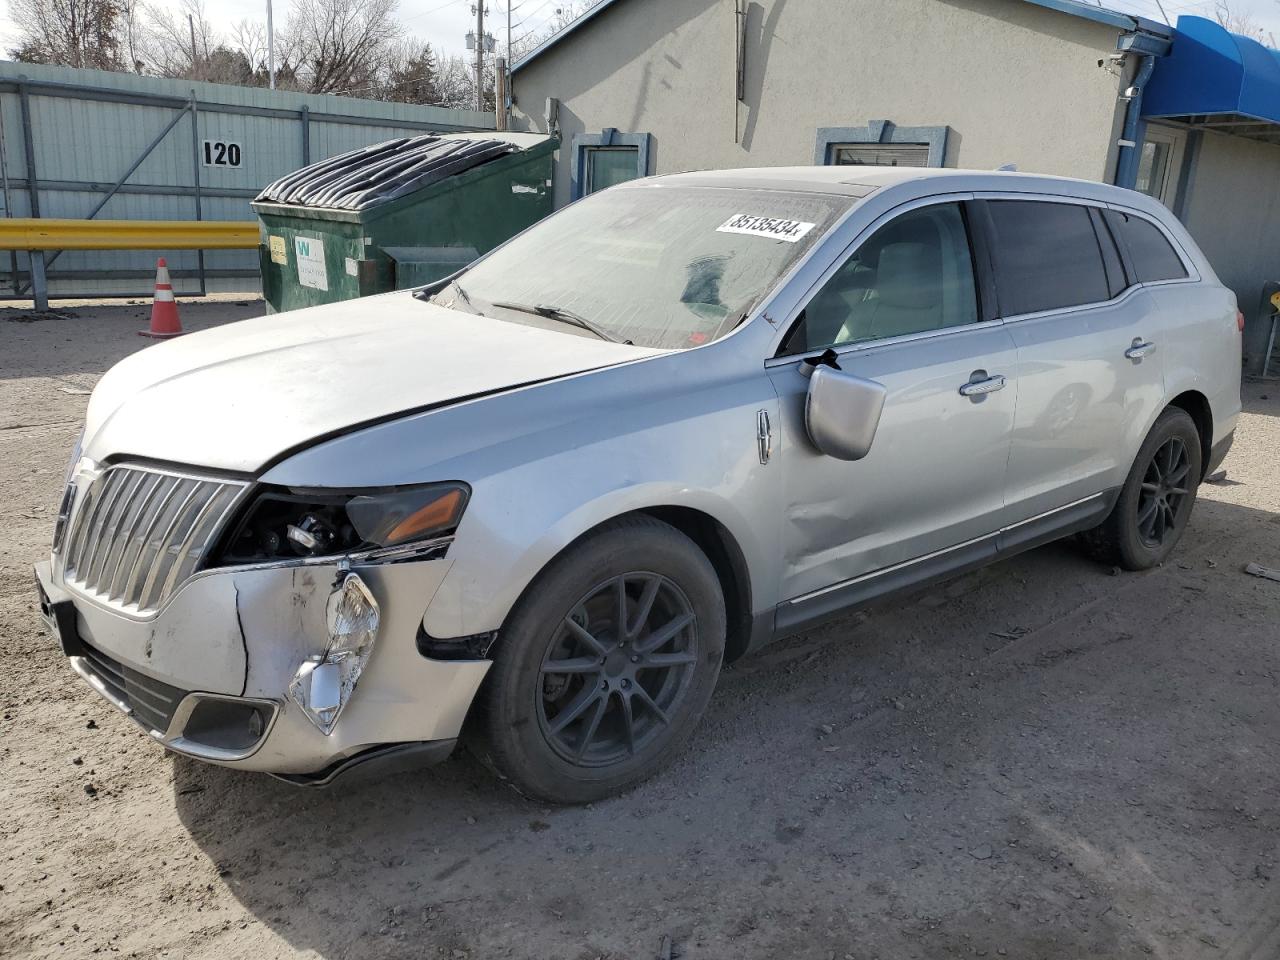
[979,197,1166,526]
[766,198,1018,603]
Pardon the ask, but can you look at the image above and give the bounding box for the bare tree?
[508,0,594,61]
[283,0,402,95]
[1213,0,1271,43]
[7,0,132,69]
[141,0,217,78]
[6,0,515,106]
[433,52,481,109]
[381,39,439,104]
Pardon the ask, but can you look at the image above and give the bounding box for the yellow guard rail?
[0,218,258,251]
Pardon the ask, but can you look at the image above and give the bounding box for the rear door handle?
[1125,338,1156,361]
[959,371,1007,398]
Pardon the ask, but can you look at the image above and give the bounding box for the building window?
[830,143,931,167]
[584,146,641,193]
[814,120,948,168]
[570,129,652,200]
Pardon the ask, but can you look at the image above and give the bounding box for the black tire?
[1084,406,1202,571]
[475,515,726,804]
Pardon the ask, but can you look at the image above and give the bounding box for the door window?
[1103,210,1188,283]
[986,201,1110,316]
[584,147,641,194]
[782,202,978,353]
[1135,140,1171,199]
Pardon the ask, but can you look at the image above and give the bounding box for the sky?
[1106,0,1280,41]
[0,0,1278,65]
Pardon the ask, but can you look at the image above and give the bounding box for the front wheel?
[475,516,725,804]
[1085,407,1202,570]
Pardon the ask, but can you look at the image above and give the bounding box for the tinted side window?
[987,201,1109,315]
[1104,210,1188,283]
[782,203,978,353]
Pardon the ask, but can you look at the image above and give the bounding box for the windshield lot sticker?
[294,237,328,291]
[716,214,816,243]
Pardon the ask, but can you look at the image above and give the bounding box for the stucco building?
[509,0,1280,371]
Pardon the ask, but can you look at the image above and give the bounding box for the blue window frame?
[570,128,652,200]
[814,120,949,167]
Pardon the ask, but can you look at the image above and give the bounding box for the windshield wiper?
[492,300,629,344]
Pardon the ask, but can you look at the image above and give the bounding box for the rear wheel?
[476,516,725,804]
[1085,407,1202,570]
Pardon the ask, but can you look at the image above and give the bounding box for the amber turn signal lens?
[384,488,466,544]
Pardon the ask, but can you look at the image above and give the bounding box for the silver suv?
[34,168,1241,802]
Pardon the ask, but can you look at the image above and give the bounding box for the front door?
[766,200,1018,606]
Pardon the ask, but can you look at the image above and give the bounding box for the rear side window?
[986,200,1110,316]
[1104,210,1188,283]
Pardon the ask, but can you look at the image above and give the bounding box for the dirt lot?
[2,299,1279,960]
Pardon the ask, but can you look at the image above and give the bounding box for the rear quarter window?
[986,200,1110,316]
[1104,210,1189,283]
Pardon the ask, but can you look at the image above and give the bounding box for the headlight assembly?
[289,572,380,734]
[211,482,470,567]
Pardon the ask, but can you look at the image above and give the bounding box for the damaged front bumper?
[33,556,491,784]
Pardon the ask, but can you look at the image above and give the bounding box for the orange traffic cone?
[139,258,183,338]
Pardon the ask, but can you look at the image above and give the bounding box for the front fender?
[423,479,777,640]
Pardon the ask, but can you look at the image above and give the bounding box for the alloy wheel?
[1137,436,1192,548]
[536,573,699,767]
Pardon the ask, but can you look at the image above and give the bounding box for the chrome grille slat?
[60,465,245,616]
[157,486,233,603]
[136,481,203,613]
[121,475,182,608]
[76,474,128,584]
[105,473,165,602]
[85,470,146,588]
[63,483,97,569]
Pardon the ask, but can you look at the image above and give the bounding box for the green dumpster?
[252,131,556,313]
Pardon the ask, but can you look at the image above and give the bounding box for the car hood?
[84,291,666,474]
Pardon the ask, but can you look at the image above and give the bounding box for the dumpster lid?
[254,133,550,212]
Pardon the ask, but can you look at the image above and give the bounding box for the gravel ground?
[2,300,1279,960]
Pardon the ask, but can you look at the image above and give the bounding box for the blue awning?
[1145,15,1280,140]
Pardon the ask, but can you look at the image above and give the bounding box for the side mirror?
[802,356,887,461]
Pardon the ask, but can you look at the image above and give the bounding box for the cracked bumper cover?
[34,557,491,777]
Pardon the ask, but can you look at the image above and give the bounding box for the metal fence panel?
[0,61,493,299]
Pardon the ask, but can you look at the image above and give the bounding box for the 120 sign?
[202,140,243,168]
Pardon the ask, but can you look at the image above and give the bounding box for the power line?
[401,0,470,25]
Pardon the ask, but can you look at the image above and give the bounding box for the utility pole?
[188,14,198,78]
[474,3,486,113]
[505,1,512,124]
[495,57,507,130]
[266,0,276,89]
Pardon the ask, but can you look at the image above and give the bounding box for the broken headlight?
[212,482,470,566]
[289,572,380,734]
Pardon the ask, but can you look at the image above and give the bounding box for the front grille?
[79,641,189,734]
[61,464,246,615]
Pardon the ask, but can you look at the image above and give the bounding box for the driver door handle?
[958,373,1007,398]
[1125,338,1156,361]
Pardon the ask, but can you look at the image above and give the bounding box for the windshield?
[431,184,851,350]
